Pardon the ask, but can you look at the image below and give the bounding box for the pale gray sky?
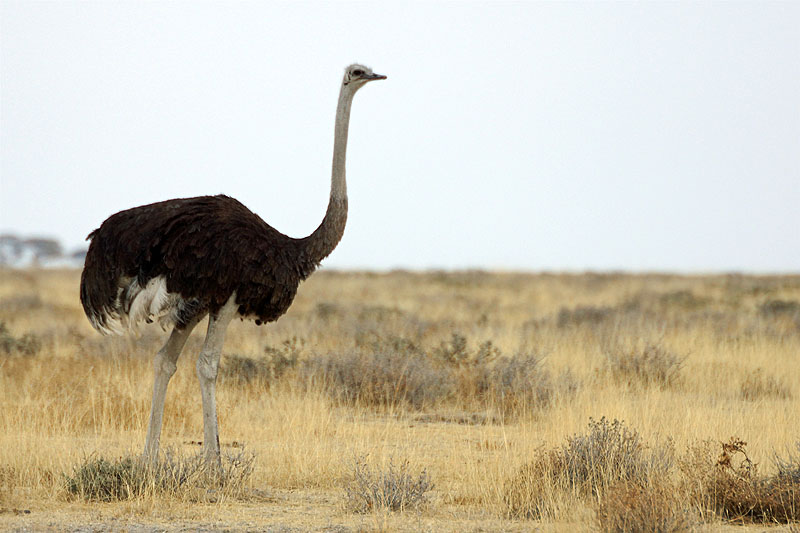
[2,1,798,272]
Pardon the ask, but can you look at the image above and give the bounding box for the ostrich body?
[80,64,385,463]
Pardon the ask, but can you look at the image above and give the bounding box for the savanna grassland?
[1,268,798,532]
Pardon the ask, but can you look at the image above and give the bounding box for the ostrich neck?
[300,86,354,270]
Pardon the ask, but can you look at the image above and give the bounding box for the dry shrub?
[772,443,800,521]
[595,480,696,533]
[472,355,578,415]
[482,354,554,413]
[302,348,451,409]
[504,447,573,520]
[739,368,792,401]
[557,306,616,329]
[0,465,14,502]
[681,437,799,523]
[303,334,573,414]
[657,290,709,311]
[602,343,683,389]
[0,321,41,356]
[435,333,577,414]
[63,448,255,502]
[362,333,425,359]
[314,302,343,322]
[759,299,800,319]
[357,305,408,324]
[557,418,672,495]
[506,418,672,519]
[343,457,433,513]
[774,443,800,486]
[434,333,499,366]
[0,293,42,313]
[220,338,302,386]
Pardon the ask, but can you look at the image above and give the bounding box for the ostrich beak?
[365,73,387,81]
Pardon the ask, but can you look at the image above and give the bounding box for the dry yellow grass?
[1,268,798,531]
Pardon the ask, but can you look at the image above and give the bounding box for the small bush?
[302,349,451,409]
[434,335,574,414]
[303,333,572,416]
[774,443,800,486]
[479,353,558,414]
[434,333,499,366]
[759,299,800,318]
[602,343,683,388]
[220,338,301,385]
[357,305,407,323]
[739,368,792,401]
[64,456,145,502]
[595,481,695,533]
[504,447,568,520]
[657,290,708,311]
[559,418,672,495]
[506,418,672,519]
[63,449,255,502]
[0,321,41,356]
[557,306,615,328]
[313,302,343,322]
[343,457,433,513]
[681,437,799,523]
[0,294,42,313]
[770,443,800,522]
[360,333,425,358]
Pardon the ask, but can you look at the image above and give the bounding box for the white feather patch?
[95,276,178,333]
[126,277,163,327]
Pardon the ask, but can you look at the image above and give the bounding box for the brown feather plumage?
[80,194,320,331]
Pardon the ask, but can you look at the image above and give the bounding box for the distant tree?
[23,238,62,261]
[0,234,23,264]
[70,248,88,262]
[0,234,67,266]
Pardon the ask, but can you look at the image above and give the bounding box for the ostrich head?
[343,63,386,90]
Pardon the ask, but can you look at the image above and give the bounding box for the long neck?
[300,85,354,271]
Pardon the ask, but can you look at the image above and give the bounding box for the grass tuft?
[739,368,792,401]
[343,457,433,513]
[602,342,684,388]
[475,353,561,414]
[63,449,255,502]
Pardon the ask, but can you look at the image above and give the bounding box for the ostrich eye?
[352,69,364,77]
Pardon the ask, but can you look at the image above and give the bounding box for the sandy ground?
[2,491,797,533]
[1,488,546,533]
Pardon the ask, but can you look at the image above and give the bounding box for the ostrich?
[80,64,386,463]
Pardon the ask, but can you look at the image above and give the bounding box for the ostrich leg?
[144,316,203,460]
[196,297,238,465]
